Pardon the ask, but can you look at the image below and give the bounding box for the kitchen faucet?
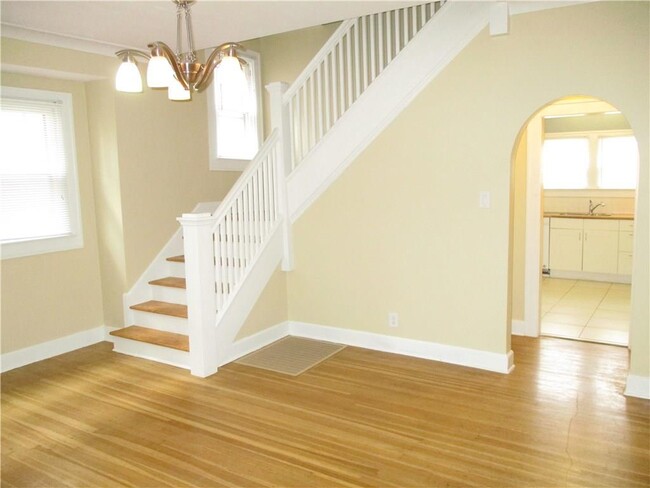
[588,199,606,215]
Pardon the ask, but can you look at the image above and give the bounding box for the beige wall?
[0,73,104,353]
[286,2,649,369]
[236,267,288,340]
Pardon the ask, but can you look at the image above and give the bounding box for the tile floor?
[540,277,630,346]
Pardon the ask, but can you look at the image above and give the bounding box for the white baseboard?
[221,321,290,366]
[624,374,650,399]
[512,320,526,336]
[1,325,108,373]
[549,270,631,284]
[221,320,514,374]
[290,321,515,374]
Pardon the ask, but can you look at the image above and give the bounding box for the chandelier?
[115,0,246,101]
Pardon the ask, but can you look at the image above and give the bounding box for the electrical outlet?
[388,312,399,328]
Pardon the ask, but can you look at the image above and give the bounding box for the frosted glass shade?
[147,55,174,88]
[168,77,191,101]
[218,55,247,89]
[115,60,143,93]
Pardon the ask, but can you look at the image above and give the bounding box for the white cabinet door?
[549,228,583,271]
[583,229,619,273]
[618,253,633,275]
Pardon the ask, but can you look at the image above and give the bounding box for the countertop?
[544,212,634,221]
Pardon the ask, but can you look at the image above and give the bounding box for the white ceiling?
[1,1,423,56]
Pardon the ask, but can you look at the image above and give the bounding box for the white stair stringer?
[287,1,492,222]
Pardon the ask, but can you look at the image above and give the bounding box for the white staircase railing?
[178,130,284,377]
[178,1,448,377]
[211,130,281,314]
[283,1,445,169]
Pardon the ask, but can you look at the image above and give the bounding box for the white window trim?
[1,86,83,260]
[207,49,263,172]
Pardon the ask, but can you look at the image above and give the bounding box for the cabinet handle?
[585,232,588,241]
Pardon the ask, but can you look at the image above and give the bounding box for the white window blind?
[0,87,82,258]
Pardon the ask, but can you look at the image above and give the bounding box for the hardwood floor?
[2,336,648,487]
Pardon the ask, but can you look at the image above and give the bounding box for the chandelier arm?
[148,41,190,90]
[115,49,151,61]
[193,42,247,90]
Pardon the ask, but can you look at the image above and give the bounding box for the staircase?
[111,0,497,376]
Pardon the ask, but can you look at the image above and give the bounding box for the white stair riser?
[112,336,189,370]
[151,286,187,305]
[167,262,186,276]
[130,311,188,335]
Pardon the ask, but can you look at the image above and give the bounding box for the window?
[0,87,82,259]
[542,138,590,189]
[598,136,638,189]
[208,50,262,171]
[542,133,638,190]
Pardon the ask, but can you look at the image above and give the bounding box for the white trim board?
[225,321,515,374]
[1,325,108,373]
[625,375,650,400]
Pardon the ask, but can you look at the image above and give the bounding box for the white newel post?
[266,81,294,271]
[177,212,219,377]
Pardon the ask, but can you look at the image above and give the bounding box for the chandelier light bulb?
[115,59,143,93]
[218,55,247,89]
[168,77,191,101]
[147,55,174,88]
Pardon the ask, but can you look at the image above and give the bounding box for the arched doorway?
[509,96,639,346]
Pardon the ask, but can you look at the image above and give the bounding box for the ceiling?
[1,1,422,56]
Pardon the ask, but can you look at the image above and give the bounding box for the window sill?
[1,234,84,260]
[210,158,251,172]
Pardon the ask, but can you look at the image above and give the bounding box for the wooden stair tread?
[130,300,187,318]
[167,255,185,263]
[149,277,186,289]
[110,326,189,352]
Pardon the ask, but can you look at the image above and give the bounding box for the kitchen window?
[0,86,83,259]
[542,132,638,190]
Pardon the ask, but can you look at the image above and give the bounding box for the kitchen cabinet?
[549,218,583,272]
[618,221,634,275]
[548,217,632,277]
[582,219,619,274]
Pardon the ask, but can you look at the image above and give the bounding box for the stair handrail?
[281,2,444,171]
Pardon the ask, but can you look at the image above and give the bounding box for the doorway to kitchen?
[510,96,638,347]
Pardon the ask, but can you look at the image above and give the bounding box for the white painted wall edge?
[225,320,514,374]
[1,325,109,373]
[624,374,650,400]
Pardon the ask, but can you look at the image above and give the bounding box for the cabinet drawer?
[618,253,633,275]
[584,219,619,231]
[550,218,583,230]
[620,220,635,232]
[619,231,634,253]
